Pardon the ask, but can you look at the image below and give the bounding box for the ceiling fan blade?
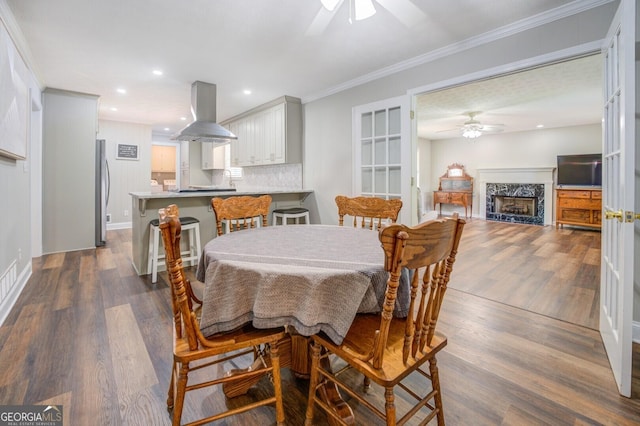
[375,0,426,27]
[436,128,461,133]
[480,124,505,130]
[305,0,343,36]
[479,126,505,134]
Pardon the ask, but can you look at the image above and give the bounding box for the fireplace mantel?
[477,167,555,225]
[477,167,555,182]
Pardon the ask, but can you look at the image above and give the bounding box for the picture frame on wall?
[0,20,29,160]
[116,143,139,160]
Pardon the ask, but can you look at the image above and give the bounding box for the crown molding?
[301,0,615,103]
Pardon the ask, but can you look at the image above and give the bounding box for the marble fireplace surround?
[477,167,555,226]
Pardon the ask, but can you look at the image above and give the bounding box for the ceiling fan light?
[354,0,376,20]
[321,0,341,11]
[463,129,482,139]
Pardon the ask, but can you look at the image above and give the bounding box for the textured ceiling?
[5,0,602,138]
[417,54,603,139]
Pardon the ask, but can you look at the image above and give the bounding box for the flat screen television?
[557,153,602,187]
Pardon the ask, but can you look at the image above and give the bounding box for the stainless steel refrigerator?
[95,139,110,246]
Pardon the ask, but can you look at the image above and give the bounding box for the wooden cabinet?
[151,145,176,172]
[433,163,473,218]
[433,191,473,218]
[556,188,602,229]
[226,96,301,167]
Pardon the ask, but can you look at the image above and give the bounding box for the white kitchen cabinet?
[226,96,301,167]
[201,142,226,170]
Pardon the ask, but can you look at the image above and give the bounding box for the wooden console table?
[433,163,473,218]
[433,191,473,218]
[556,188,602,229]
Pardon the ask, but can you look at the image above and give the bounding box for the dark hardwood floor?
[0,220,638,425]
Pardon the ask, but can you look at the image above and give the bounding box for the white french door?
[600,0,636,398]
[353,96,411,224]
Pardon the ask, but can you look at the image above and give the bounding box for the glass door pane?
[353,95,410,224]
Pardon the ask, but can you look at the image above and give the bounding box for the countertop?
[129,188,313,200]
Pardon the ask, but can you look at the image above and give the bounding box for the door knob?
[604,209,624,222]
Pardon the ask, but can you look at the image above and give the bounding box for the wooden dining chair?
[305,213,465,426]
[211,195,272,236]
[159,204,286,426]
[335,195,403,230]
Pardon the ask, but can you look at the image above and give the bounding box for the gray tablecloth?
[196,225,410,344]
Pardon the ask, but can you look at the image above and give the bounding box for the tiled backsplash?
[214,163,303,190]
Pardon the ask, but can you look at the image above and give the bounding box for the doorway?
[151,143,178,191]
[411,53,603,329]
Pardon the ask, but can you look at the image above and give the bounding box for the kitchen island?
[129,188,314,276]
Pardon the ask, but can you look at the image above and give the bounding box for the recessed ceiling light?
[536,124,544,128]
[164,127,170,131]
[180,117,187,121]
[110,107,118,111]
[116,88,126,94]
[243,89,252,95]
[152,69,163,76]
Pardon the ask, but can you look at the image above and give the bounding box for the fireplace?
[477,168,554,226]
[494,196,537,216]
[486,183,545,225]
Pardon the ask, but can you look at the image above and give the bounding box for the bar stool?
[147,216,201,283]
[272,207,310,225]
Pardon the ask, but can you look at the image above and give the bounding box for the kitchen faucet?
[223,169,234,188]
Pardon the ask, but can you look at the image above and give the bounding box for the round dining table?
[195,224,411,346]
[195,224,412,424]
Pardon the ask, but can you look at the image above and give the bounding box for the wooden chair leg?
[270,342,285,426]
[166,362,176,412]
[363,376,371,393]
[384,387,396,426]
[172,363,189,426]
[305,341,322,425]
[429,357,445,426]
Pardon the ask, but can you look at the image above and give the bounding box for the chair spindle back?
[335,195,402,230]
[211,195,272,236]
[375,213,465,368]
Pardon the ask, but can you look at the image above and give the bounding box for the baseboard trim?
[107,221,132,231]
[0,261,32,327]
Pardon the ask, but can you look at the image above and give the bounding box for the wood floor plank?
[0,303,46,387]
[105,304,159,397]
[42,252,65,269]
[118,387,170,426]
[0,379,28,406]
[25,307,74,402]
[96,245,117,271]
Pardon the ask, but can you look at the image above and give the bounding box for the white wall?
[97,120,153,228]
[426,123,602,216]
[0,2,41,324]
[302,2,618,225]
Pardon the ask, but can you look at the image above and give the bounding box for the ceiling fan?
[306,0,426,36]
[438,112,505,139]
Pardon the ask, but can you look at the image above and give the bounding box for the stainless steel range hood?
[171,81,237,143]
